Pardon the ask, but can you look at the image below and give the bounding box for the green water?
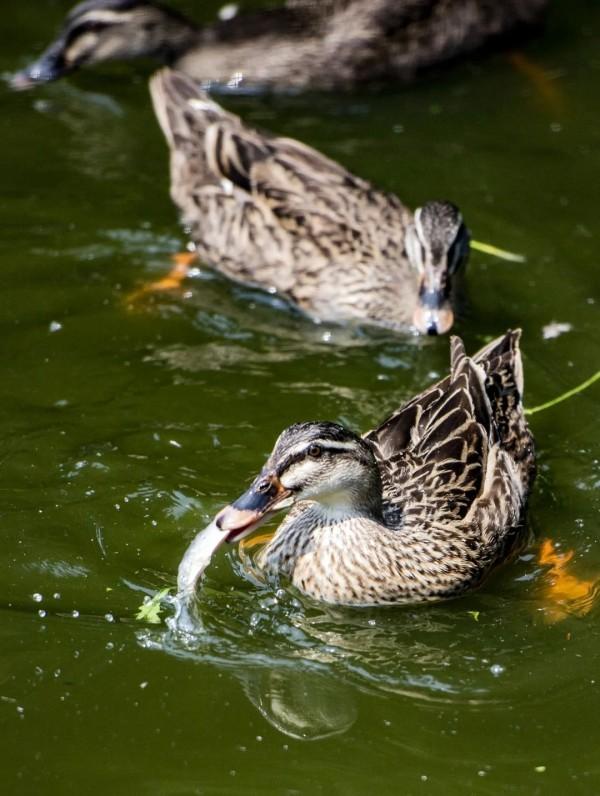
[2,1,600,793]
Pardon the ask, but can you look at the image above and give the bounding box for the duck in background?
[147,68,469,335]
[11,0,548,93]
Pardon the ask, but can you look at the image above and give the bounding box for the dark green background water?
[2,1,599,793]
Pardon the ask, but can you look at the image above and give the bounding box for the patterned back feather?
[149,68,417,327]
[365,330,534,531]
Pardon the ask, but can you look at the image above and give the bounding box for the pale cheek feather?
[65,33,99,64]
[279,459,319,491]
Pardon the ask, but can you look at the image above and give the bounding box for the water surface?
[1,1,600,793]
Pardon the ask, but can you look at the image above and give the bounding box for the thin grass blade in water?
[526,369,600,416]
[471,239,526,263]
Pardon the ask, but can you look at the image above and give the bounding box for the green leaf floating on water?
[136,588,171,624]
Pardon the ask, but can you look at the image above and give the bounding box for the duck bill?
[215,476,293,544]
[413,285,454,336]
[11,45,69,90]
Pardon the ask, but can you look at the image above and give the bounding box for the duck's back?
[150,68,415,326]
[365,331,535,584]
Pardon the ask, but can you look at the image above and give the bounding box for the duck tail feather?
[149,68,232,149]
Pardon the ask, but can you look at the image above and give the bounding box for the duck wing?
[365,331,534,533]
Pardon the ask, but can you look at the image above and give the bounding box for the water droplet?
[71,610,79,618]
[490,663,505,677]
[49,320,62,333]
[249,613,261,629]
[38,609,46,618]
[104,613,115,623]
[32,593,43,603]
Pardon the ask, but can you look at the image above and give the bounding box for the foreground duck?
[12,0,548,93]
[177,331,535,606]
[148,69,469,334]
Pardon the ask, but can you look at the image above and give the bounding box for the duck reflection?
[239,665,357,741]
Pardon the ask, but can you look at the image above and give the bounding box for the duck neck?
[313,469,384,524]
[153,17,201,63]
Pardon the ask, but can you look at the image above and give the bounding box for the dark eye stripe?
[276,443,364,477]
[65,20,113,47]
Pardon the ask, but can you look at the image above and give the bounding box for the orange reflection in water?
[538,539,599,623]
[507,52,565,114]
[126,250,198,304]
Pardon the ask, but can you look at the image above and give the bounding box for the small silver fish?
[172,519,228,630]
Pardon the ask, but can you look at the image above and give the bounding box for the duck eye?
[256,479,271,493]
[307,444,322,459]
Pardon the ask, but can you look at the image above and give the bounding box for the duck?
[179,330,536,607]
[11,0,548,93]
[149,68,470,334]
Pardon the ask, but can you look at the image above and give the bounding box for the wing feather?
[365,331,534,536]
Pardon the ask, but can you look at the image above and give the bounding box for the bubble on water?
[71,610,80,618]
[104,613,115,623]
[32,593,43,603]
[53,592,61,600]
[490,664,505,677]
[218,3,238,21]
[105,642,114,651]
[38,609,46,618]
[49,320,62,333]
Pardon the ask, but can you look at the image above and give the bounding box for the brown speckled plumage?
[13,0,548,93]
[246,331,535,605]
[150,68,469,333]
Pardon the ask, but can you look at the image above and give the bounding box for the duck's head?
[405,200,470,336]
[11,0,197,90]
[215,421,382,543]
